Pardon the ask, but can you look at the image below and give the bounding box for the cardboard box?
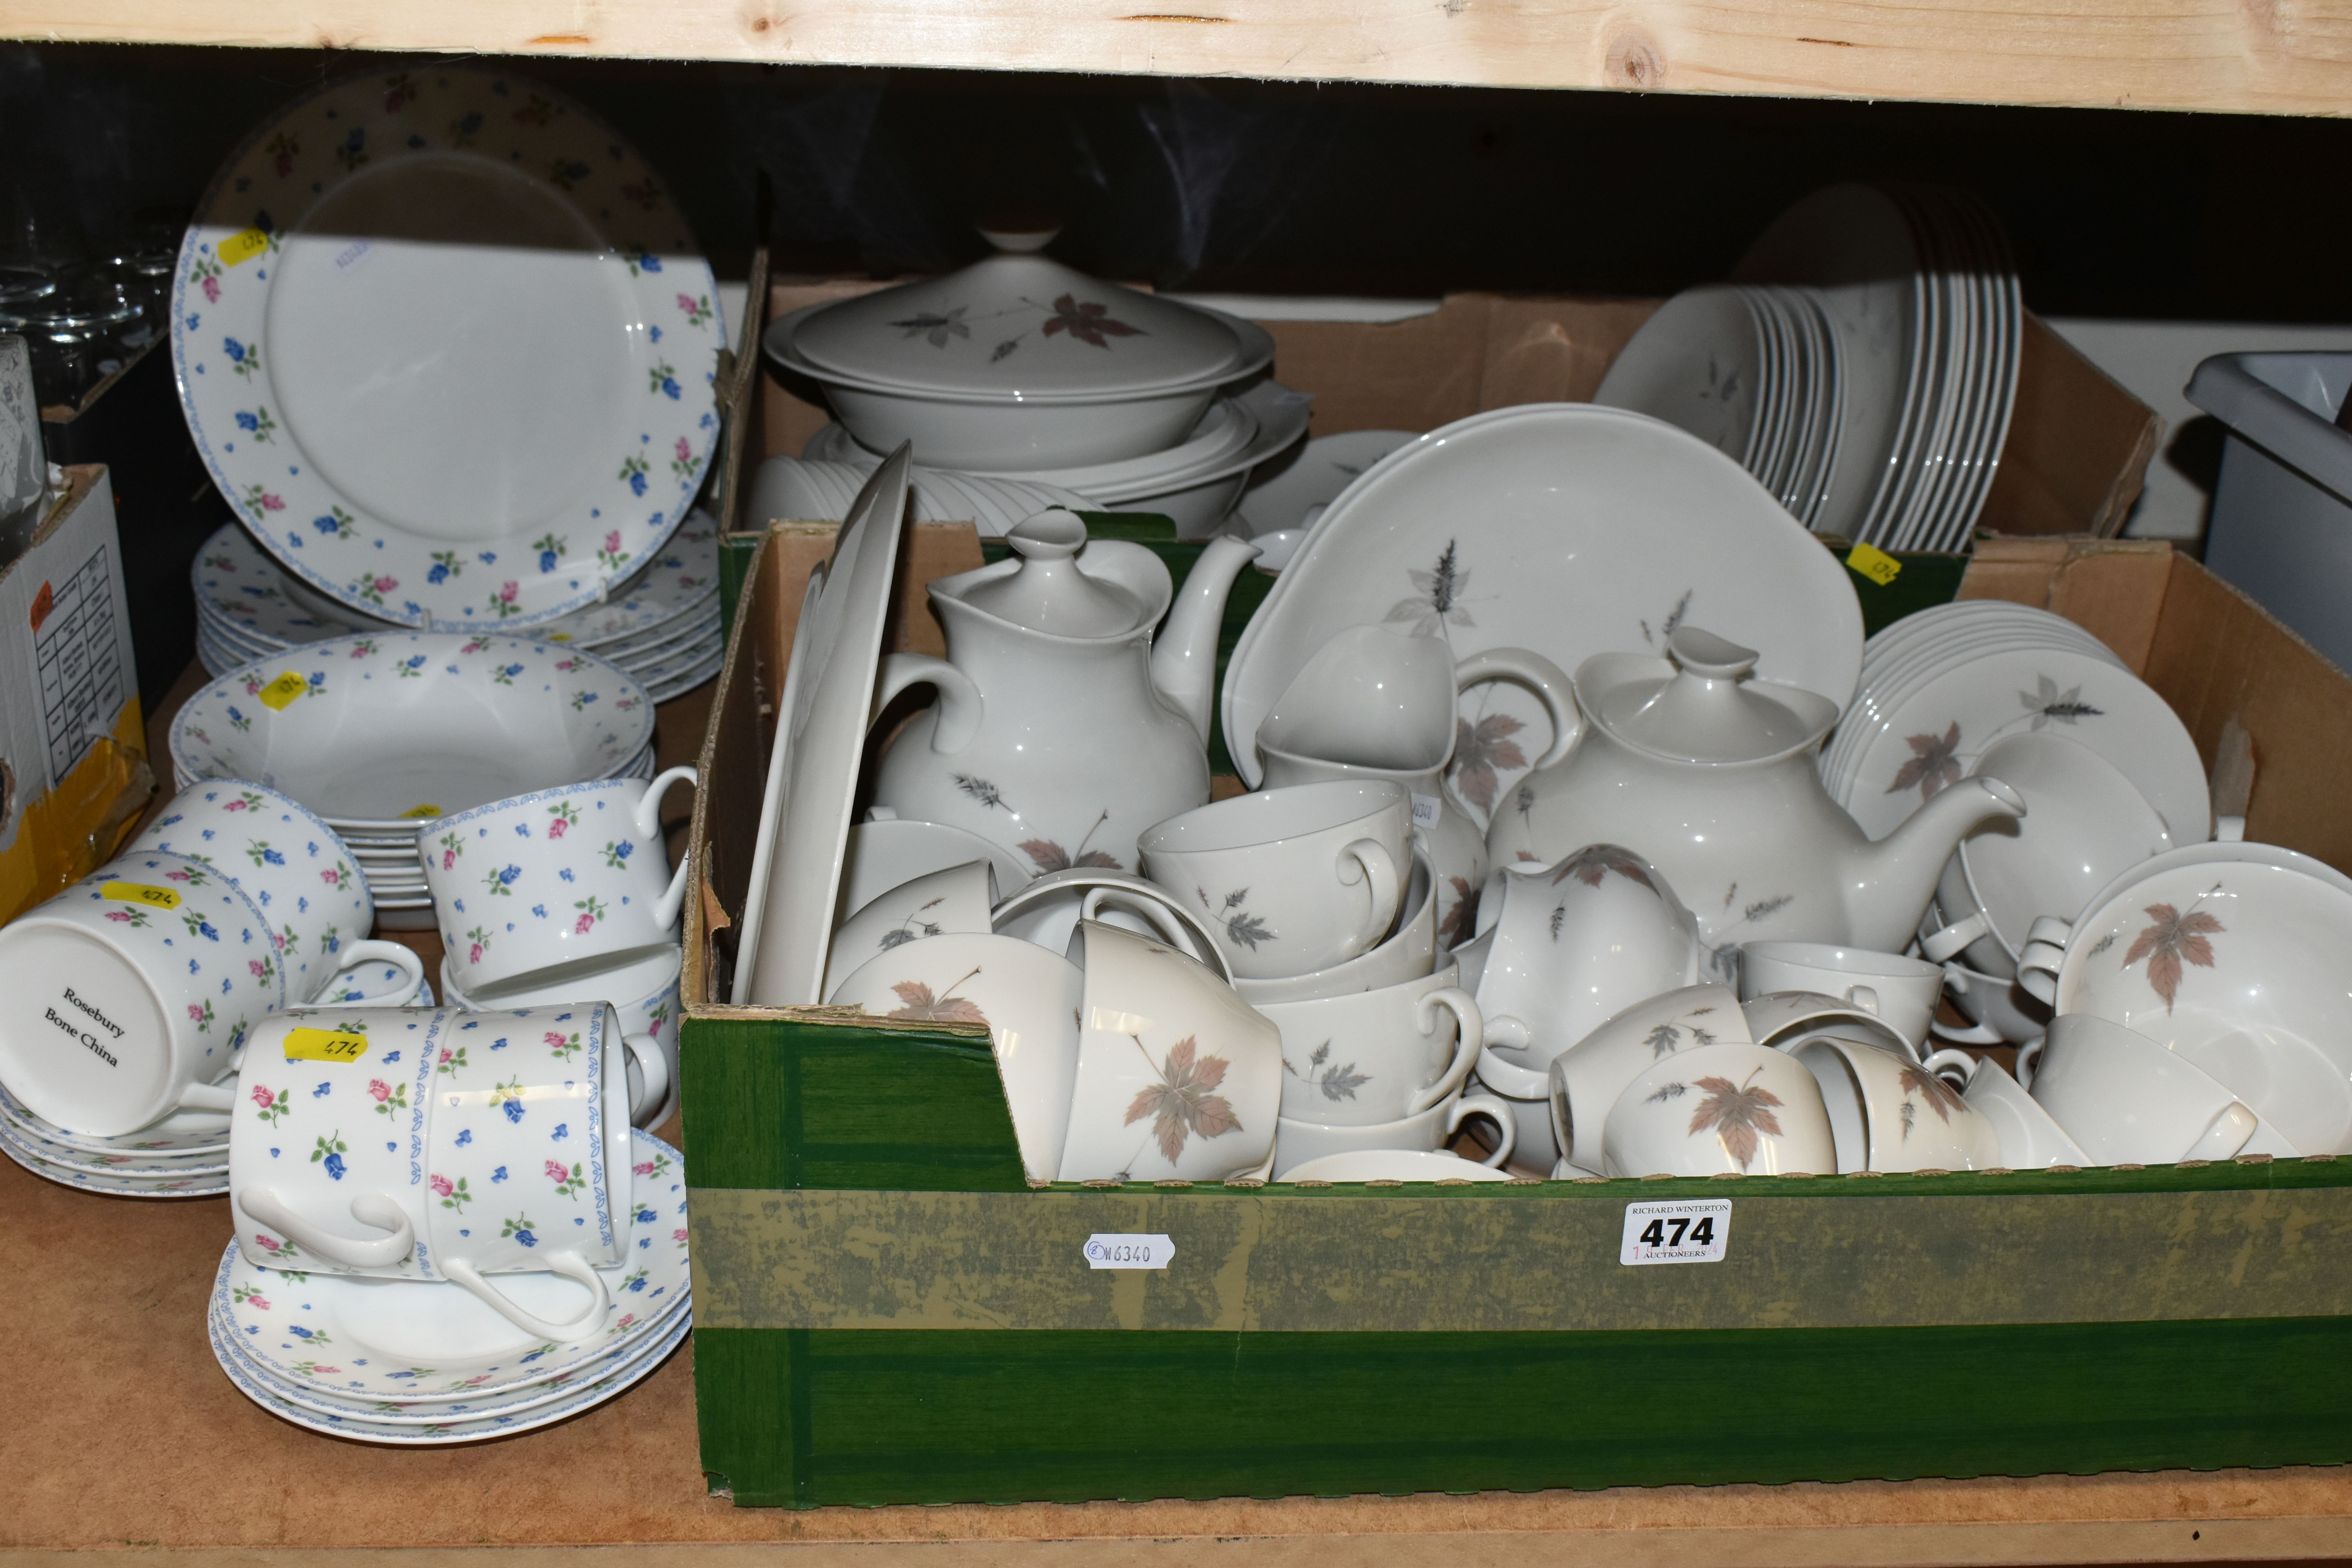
[675,289,2347,1511]
[0,466,150,925]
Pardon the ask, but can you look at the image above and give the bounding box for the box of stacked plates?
[0,65,760,1443]
[673,189,2352,1508]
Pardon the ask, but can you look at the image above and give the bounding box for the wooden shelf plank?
[5,0,2352,117]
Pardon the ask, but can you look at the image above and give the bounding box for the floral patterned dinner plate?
[171,67,722,631]
[0,1122,228,1195]
[216,1129,688,1405]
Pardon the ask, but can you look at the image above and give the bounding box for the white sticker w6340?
[1620,1200,1731,1265]
[1083,1233,1174,1270]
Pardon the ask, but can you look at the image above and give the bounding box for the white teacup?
[1741,990,1918,1060]
[313,952,436,1008]
[990,866,1229,979]
[1526,983,1753,1175]
[823,858,998,1001]
[1940,1053,2091,1169]
[1738,942,1945,1053]
[1259,964,1482,1126]
[1272,1091,1516,1178]
[441,944,684,1129]
[230,1004,663,1341]
[2023,1013,2259,1165]
[430,767,697,1000]
[1060,921,1280,1182]
[1231,843,1438,1005]
[130,780,380,1002]
[838,815,1031,912]
[0,851,285,1136]
[1280,1148,1513,1183]
[1140,779,1410,980]
[827,932,1084,1183]
[1602,1042,1836,1178]
[1786,1032,2000,1172]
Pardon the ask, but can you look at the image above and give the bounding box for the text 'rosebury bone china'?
[172,65,722,633]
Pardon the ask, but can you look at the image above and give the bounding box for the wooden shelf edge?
[6,0,2352,117]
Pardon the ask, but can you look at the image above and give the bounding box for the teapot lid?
[1577,626,1839,764]
[954,510,1154,637]
[785,226,1250,399]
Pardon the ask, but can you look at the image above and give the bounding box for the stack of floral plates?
[1822,601,2211,845]
[171,633,657,923]
[193,512,724,703]
[1731,182,2022,552]
[1594,283,1846,531]
[209,1129,688,1443]
[0,1080,228,1196]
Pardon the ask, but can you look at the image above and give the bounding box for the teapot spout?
[1151,534,1260,745]
[1847,777,2027,951]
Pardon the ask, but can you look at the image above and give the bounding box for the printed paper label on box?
[1620,1200,1731,1265]
[1083,1233,1175,1270]
[31,545,126,789]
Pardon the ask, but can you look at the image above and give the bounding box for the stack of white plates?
[0,1080,227,1197]
[1727,183,2022,552]
[192,512,724,704]
[1595,283,1847,531]
[1821,601,2210,847]
[209,1129,688,1443]
[803,377,1314,537]
[750,456,1098,537]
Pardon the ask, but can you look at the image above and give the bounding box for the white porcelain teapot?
[1486,625,2025,963]
[872,509,1258,881]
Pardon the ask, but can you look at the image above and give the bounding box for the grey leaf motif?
[1387,539,1474,634]
[2086,931,2118,957]
[2021,674,2105,730]
[877,928,915,952]
[1227,913,1274,951]
[1319,1062,1371,1102]
[989,338,1020,363]
[1742,894,1795,924]
[1646,1081,1689,1104]
[1690,1025,1717,1045]
[889,307,971,348]
[953,773,1010,812]
[1643,1023,1682,1058]
[1309,1042,1330,1067]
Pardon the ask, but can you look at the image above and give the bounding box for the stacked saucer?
[0,1081,228,1197]
[1822,601,2210,845]
[192,512,724,702]
[209,1129,689,1443]
[1595,283,1846,530]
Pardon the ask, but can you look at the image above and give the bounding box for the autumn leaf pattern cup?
[1601,1042,1836,1178]
[0,851,285,1136]
[1941,1053,2092,1169]
[1737,942,1947,1054]
[1785,1031,2001,1172]
[231,1004,662,1343]
[1258,963,1483,1127]
[1536,983,1754,1175]
[989,866,1230,980]
[2022,1013,2260,1165]
[1270,1092,1516,1178]
[823,858,998,1002]
[428,767,698,1000]
[1059,920,1280,1182]
[129,780,379,1003]
[1139,779,1410,981]
[1230,842,1439,1005]
[827,931,1086,1182]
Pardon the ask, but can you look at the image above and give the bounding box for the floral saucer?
[0,1121,228,1195]
[217,1129,686,1403]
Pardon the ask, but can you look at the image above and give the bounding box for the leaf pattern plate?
[1221,404,1864,798]
[171,66,722,631]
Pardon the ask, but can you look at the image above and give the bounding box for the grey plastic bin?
[2187,351,2352,673]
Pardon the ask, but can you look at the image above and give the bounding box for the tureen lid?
[1577,626,1840,764]
[953,510,1154,636]
[786,226,1250,399]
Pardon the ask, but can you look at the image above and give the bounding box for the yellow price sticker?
[402,803,444,820]
[101,880,182,910]
[1845,543,1903,588]
[543,632,573,642]
[219,227,271,267]
[285,1027,370,1064]
[257,671,309,711]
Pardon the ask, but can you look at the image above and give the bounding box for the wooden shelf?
[7,0,2352,118]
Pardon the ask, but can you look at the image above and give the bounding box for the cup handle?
[632,765,700,840]
[1336,837,1402,958]
[1473,1015,1550,1101]
[239,1185,416,1269]
[1454,648,1581,769]
[1448,1093,1518,1168]
[2183,1100,2260,1162]
[177,1078,241,1114]
[1920,1047,1979,1090]
[1920,911,1991,964]
[622,1032,671,1127]
[1078,887,1232,982]
[1408,987,1485,1116]
[2015,1036,2045,1090]
[1845,984,1881,1016]
[2015,915,2073,1007]
[328,939,428,1005]
[439,1252,612,1345]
